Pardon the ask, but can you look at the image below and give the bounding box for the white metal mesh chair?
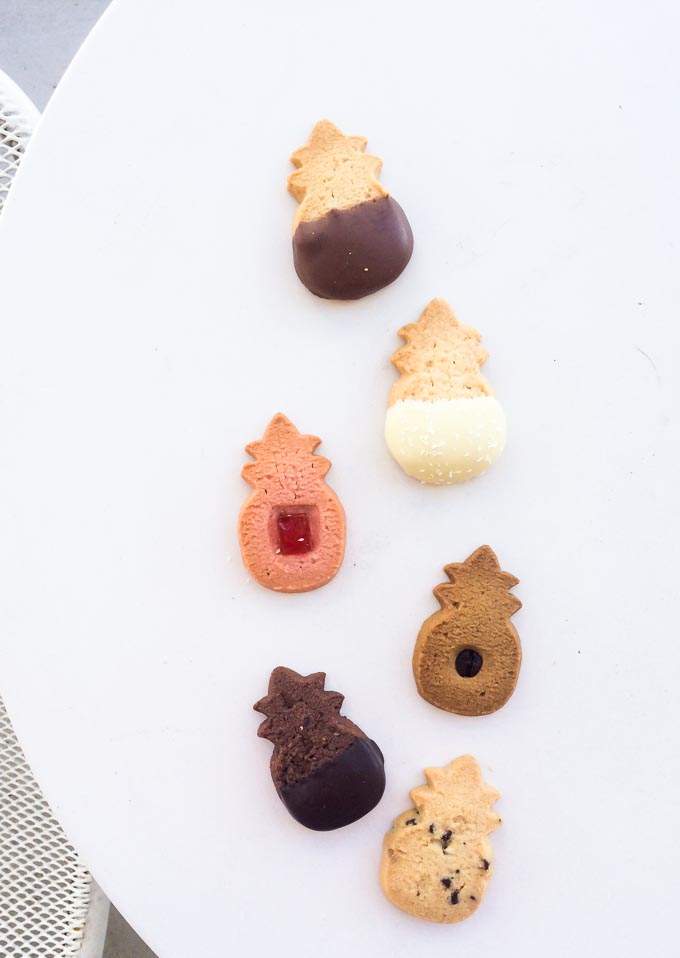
[0,68,108,958]
[0,72,39,213]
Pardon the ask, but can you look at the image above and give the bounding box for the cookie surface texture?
[254,667,386,831]
[385,299,507,483]
[288,119,413,300]
[380,755,501,923]
[238,413,345,592]
[413,546,522,716]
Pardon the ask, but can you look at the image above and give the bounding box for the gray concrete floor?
[1,7,158,956]
[0,0,111,110]
[101,906,157,958]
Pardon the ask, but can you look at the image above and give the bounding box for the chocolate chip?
[470,895,477,901]
[428,823,435,834]
[450,890,459,905]
[441,830,452,850]
[441,878,452,889]
[481,858,490,870]
[406,818,417,826]
[455,648,483,678]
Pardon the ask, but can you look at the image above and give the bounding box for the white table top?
[1,1,679,955]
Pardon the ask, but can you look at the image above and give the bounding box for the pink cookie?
[238,413,346,593]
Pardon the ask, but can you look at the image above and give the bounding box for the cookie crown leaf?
[253,667,345,745]
[409,755,501,832]
[242,412,331,487]
[288,119,384,203]
[434,545,521,613]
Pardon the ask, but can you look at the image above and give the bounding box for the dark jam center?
[455,648,483,678]
[277,513,313,555]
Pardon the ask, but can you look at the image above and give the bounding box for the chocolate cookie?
[380,756,501,923]
[385,299,507,484]
[238,413,345,593]
[288,120,413,299]
[413,546,522,716]
[254,667,386,831]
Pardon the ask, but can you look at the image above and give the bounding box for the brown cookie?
[380,755,501,923]
[254,668,385,831]
[288,120,413,300]
[412,546,522,716]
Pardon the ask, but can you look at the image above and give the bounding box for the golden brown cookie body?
[288,120,413,300]
[413,546,522,716]
[380,756,501,923]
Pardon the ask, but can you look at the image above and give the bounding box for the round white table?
[1,2,679,955]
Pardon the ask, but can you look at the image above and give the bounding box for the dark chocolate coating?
[277,737,385,831]
[292,196,413,300]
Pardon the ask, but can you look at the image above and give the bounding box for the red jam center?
[277,513,313,555]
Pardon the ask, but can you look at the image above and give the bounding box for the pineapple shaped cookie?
[254,667,386,831]
[413,546,522,716]
[288,120,413,299]
[385,299,507,483]
[238,413,345,592]
[381,756,501,923]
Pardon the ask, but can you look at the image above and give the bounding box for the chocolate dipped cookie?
[288,120,413,299]
[254,667,385,831]
[385,299,507,484]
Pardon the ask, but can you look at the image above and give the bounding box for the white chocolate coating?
[384,397,507,484]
